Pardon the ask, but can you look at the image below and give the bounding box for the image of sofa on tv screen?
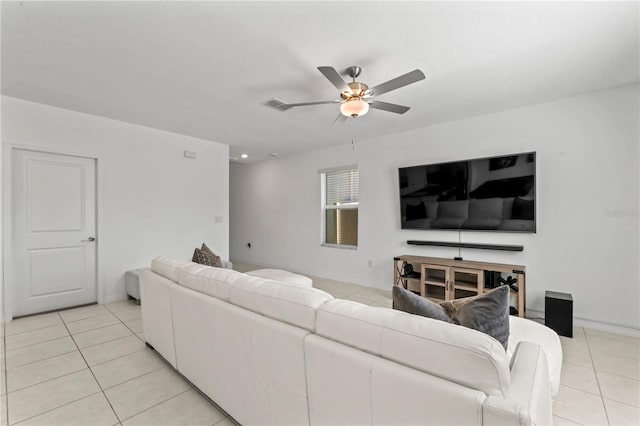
[400,177,536,232]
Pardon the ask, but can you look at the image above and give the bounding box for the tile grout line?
[103,305,143,341]
[102,302,229,424]
[118,388,192,424]
[584,329,612,425]
[9,390,106,426]
[72,321,132,338]
[60,313,124,425]
[92,360,167,391]
[74,332,139,351]
[553,413,584,425]
[3,326,69,351]
[3,312,65,426]
[4,341,78,371]
[5,353,88,394]
[3,321,64,338]
[64,302,144,420]
[84,341,147,369]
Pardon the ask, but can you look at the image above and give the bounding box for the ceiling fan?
[268,65,426,123]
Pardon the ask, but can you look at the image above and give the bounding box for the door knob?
[82,237,96,242]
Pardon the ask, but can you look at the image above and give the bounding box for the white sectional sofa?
[140,256,562,426]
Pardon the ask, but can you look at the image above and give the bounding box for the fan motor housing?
[341,82,369,100]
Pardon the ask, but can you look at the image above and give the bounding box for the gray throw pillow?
[392,286,453,323]
[200,243,223,267]
[192,247,223,268]
[440,286,510,349]
[393,285,510,349]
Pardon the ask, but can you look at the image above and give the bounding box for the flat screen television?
[399,152,536,232]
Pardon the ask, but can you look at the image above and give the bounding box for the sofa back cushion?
[437,200,469,218]
[151,256,194,282]
[228,275,333,332]
[511,197,535,220]
[177,263,246,301]
[424,201,439,219]
[469,198,504,219]
[503,198,515,219]
[316,299,511,397]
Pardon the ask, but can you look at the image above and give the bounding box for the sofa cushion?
[461,218,502,230]
[177,263,246,301]
[245,269,313,287]
[316,299,511,397]
[430,217,467,229]
[228,275,333,331]
[511,197,535,220]
[469,198,504,219]
[437,200,469,218]
[503,197,515,219]
[151,256,195,282]
[424,201,439,219]
[405,201,427,221]
[392,286,453,323]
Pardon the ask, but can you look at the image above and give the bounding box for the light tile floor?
[1,301,230,426]
[1,262,638,425]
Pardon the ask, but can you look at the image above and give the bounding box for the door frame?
[2,141,104,322]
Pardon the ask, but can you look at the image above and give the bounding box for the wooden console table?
[394,255,526,317]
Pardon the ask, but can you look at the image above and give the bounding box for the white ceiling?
[2,1,638,162]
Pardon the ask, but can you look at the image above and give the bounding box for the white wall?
[230,84,640,331]
[2,96,229,314]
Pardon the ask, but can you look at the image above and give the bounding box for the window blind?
[322,168,359,247]
[325,168,359,206]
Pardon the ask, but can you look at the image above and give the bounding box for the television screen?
[399,152,536,232]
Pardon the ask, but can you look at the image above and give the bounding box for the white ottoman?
[245,268,313,287]
[126,269,142,304]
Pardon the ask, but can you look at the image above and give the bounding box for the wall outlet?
[214,216,223,223]
[184,150,197,159]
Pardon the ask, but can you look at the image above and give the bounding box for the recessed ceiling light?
[270,153,278,157]
[240,154,248,159]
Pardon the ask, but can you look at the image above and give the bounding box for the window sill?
[321,243,358,250]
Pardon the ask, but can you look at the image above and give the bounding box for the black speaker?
[545,291,573,338]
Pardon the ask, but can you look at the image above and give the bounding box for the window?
[321,167,359,248]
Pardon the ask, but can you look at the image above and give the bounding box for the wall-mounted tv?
[399,152,536,232]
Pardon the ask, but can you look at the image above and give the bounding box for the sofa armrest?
[222,260,233,269]
[483,341,552,425]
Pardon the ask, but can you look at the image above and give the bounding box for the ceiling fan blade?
[369,100,411,114]
[333,113,348,124]
[367,69,425,97]
[285,100,341,108]
[318,66,351,93]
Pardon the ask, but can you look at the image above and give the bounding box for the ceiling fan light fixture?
[340,98,369,118]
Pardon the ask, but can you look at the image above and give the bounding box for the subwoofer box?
[545,291,573,338]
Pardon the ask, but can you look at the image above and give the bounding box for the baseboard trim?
[527,309,640,338]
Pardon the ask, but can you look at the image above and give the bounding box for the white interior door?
[12,149,97,317]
